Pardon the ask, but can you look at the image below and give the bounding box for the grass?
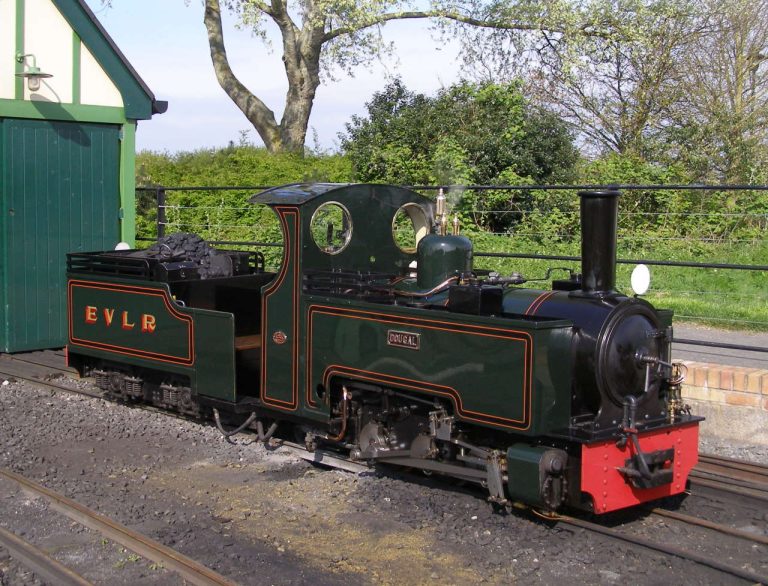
[472,234,768,331]
[137,192,768,331]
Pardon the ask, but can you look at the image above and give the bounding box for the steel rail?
[0,526,92,586]
[0,365,100,399]
[4,359,766,491]
[695,462,768,486]
[553,514,767,584]
[138,186,272,192]
[0,468,238,586]
[136,236,284,248]
[673,338,768,354]
[691,470,768,490]
[473,250,768,272]
[1,357,362,475]
[697,454,768,479]
[690,454,768,501]
[409,183,768,192]
[242,430,768,581]
[4,359,765,495]
[137,182,768,356]
[0,351,74,373]
[278,434,768,559]
[689,474,768,502]
[135,233,768,273]
[278,441,370,474]
[650,508,768,546]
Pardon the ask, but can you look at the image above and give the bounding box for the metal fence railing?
[135,184,768,359]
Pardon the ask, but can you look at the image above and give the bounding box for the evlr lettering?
[84,306,156,333]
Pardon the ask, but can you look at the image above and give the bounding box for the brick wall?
[681,361,768,444]
[682,361,768,410]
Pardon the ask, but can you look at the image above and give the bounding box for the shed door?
[1,119,120,352]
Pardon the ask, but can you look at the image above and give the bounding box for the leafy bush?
[134,146,352,268]
[132,120,768,329]
[136,146,351,190]
[340,79,579,233]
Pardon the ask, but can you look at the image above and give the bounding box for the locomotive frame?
[66,183,701,514]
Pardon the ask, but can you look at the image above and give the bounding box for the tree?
[202,0,618,153]
[338,78,433,183]
[340,79,578,231]
[341,79,577,184]
[458,0,706,156]
[669,0,768,182]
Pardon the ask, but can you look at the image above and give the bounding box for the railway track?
[699,454,768,483]
[0,525,92,586]
[552,513,767,584]
[690,454,768,502]
[2,351,767,584]
[8,352,765,498]
[650,507,768,546]
[0,467,238,586]
[557,453,768,583]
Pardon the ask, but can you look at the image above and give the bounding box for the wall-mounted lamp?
[15,53,53,92]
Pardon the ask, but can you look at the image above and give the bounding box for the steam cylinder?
[416,234,472,290]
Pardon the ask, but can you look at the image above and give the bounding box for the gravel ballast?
[0,378,765,585]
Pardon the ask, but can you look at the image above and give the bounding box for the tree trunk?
[271,3,324,152]
[204,0,283,151]
[203,0,322,153]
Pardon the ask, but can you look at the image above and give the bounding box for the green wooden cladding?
[0,119,120,351]
[1,1,162,351]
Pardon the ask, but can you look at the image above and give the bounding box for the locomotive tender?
[66,183,701,514]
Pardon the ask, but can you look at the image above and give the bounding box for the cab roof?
[249,183,353,206]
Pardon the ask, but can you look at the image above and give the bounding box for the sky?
[84,0,466,153]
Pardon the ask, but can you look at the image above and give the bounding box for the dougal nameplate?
[386,330,420,350]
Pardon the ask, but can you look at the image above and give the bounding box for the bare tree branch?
[322,10,588,43]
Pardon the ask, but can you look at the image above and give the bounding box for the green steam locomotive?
[66,183,700,513]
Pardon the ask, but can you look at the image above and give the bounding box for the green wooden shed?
[0,0,166,352]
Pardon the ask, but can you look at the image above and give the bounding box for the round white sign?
[630,264,651,295]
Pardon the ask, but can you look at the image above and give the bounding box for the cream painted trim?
[23,0,73,103]
[0,0,16,99]
[80,41,122,108]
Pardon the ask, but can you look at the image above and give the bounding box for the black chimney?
[578,189,620,294]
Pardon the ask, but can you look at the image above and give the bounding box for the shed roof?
[54,0,166,119]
